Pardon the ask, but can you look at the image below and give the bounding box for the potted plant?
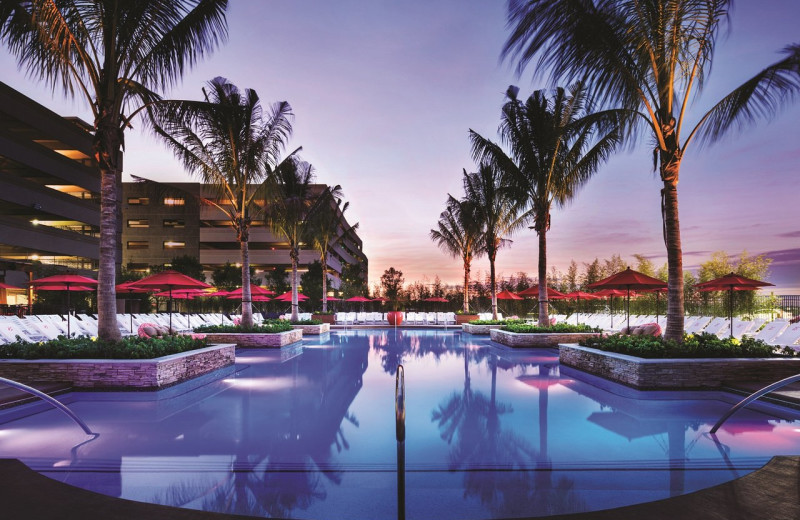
[312,310,336,324]
[455,309,479,324]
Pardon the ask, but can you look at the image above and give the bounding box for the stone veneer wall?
[291,323,330,335]
[491,329,601,348]
[204,329,303,347]
[0,344,235,389]
[560,344,800,389]
[462,323,505,335]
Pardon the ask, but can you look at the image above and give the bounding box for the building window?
[127,219,149,228]
[127,241,149,249]
[163,241,185,249]
[127,197,149,205]
[163,197,185,206]
[163,219,185,228]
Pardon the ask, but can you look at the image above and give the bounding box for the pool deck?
[0,456,798,519]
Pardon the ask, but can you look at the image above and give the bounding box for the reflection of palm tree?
[433,354,584,516]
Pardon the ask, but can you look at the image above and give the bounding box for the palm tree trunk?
[97,167,121,340]
[321,252,328,313]
[537,228,549,327]
[462,257,471,313]
[94,107,122,341]
[240,239,253,328]
[291,247,299,322]
[663,180,685,342]
[489,254,498,320]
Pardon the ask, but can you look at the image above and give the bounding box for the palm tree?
[430,195,485,313]
[502,0,800,341]
[265,159,340,322]
[462,164,525,320]
[0,0,228,340]
[309,189,358,313]
[471,84,622,326]
[151,77,295,328]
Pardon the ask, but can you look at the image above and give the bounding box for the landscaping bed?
[559,343,800,389]
[0,344,235,390]
[291,322,330,335]
[462,322,506,334]
[491,329,601,347]
[203,329,303,347]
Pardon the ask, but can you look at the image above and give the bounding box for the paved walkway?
[0,457,798,520]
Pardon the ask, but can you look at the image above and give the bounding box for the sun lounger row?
[334,312,457,325]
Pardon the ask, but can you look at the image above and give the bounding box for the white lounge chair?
[749,319,790,343]
[685,316,712,335]
[771,323,800,349]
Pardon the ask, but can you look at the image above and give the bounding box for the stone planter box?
[462,323,504,335]
[312,314,336,325]
[0,344,235,390]
[292,323,330,335]
[455,314,479,325]
[204,329,302,347]
[559,344,800,390]
[491,329,601,348]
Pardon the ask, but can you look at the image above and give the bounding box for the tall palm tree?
[151,77,296,328]
[462,164,524,320]
[266,159,341,322]
[471,83,622,326]
[430,195,485,313]
[0,0,228,340]
[309,189,358,313]
[502,0,800,341]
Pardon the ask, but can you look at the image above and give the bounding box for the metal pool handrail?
[710,373,800,434]
[0,376,95,436]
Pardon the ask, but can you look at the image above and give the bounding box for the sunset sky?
[2,1,798,293]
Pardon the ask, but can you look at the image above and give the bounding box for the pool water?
[2,329,800,519]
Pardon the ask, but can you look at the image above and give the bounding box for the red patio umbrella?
[563,291,601,325]
[517,285,567,299]
[30,274,99,337]
[0,282,23,290]
[588,268,667,331]
[496,289,523,300]
[128,270,211,330]
[225,284,275,298]
[695,272,774,337]
[274,291,309,301]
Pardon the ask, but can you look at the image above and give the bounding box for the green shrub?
[469,319,525,325]
[291,319,323,325]
[193,320,293,334]
[579,333,792,359]
[0,334,208,360]
[503,322,601,334]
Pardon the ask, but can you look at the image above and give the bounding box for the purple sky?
[2,1,799,294]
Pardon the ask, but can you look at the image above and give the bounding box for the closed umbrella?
[129,270,211,330]
[588,268,667,331]
[30,274,98,337]
[695,272,774,337]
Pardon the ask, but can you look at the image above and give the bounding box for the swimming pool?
[1,329,799,519]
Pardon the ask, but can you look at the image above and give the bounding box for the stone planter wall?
[491,329,601,348]
[204,329,303,347]
[462,323,504,335]
[292,323,330,335]
[559,344,800,390]
[312,314,336,325]
[0,344,235,390]
[455,315,479,325]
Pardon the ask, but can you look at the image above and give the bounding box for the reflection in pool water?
[1,329,800,519]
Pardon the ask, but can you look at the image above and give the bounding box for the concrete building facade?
[0,82,104,308]
[121,181,367,288]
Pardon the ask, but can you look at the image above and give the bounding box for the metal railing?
[710,373,800,434]
[0,376,95,436]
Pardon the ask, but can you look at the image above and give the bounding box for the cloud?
[777,230,800,239]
